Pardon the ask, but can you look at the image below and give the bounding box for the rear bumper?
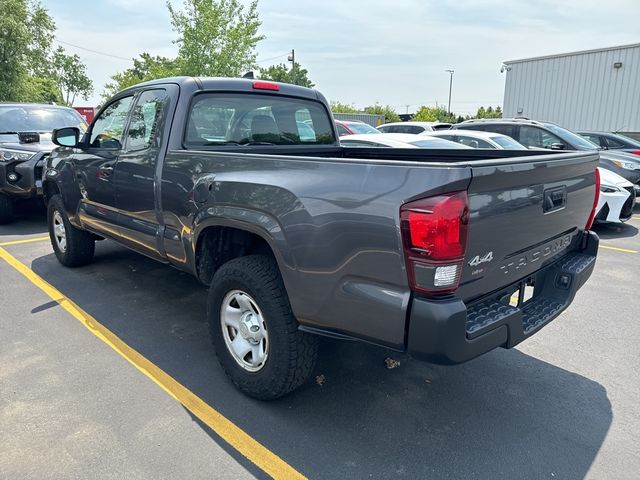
[0,153,46,200]
[407,231,599,364]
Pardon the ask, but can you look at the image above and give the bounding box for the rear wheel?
[0,194,14,224]
[208,255,318,399]
[47,195,95,267]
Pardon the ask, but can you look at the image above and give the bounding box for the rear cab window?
[184,93,336,147]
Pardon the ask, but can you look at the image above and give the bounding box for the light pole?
[287,49,296,85]
[445,69,454,114]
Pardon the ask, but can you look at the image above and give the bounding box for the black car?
[0,103,86,223]
[454,118,640,190]
[577,131,640,156]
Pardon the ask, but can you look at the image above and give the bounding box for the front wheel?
[208,255,318,400]
[47,195,95,267]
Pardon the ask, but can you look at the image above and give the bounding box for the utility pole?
[288,49,296,85]
[405,104,410,115]
[445,69,454,114]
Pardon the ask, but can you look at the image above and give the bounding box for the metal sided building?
[502,43,640,137]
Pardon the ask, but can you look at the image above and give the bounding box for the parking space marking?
[0,246,306,480]
[0,236,50,247]
[600,245,638,254]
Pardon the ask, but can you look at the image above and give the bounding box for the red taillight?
[400,191,469,295]
[630,150,640,156]
[585,168,601,230]
[252,81,280,91]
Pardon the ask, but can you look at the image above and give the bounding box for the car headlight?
[600,185,620,193]
[0,148,36,162]
[612,159,639,170]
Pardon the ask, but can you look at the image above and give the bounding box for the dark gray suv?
[454,119,640,191]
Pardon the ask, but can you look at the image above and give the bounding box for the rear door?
[457,152,599,302]
[114,86,177,260]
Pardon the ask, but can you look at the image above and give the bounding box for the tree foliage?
[473,105,502,119]
[364,104,400,123]
[412,106,456,123]
[258,62,314,87]
[0,0,92,104]
[330,101,359,114]
[103,53,179,99]
[167,0,264,77]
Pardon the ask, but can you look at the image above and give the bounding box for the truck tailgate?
[457,152,599,302]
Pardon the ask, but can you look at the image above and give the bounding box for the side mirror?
[550,142,566,150]
[52,127,80,147]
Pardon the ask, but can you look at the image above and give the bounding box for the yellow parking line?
[600,245,638,254]
[0,246,306,480]
[0,236,50,247]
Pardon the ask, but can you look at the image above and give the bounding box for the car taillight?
[585,168,601,230]
[400,191,469,295]
[630,150,640,156]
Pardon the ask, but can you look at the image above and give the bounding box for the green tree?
[20,76,62,103]
[413,105,457,123]
[103,53,179,99]
[51,47,93,105]
[330,101,359,114]
[0,0,31,101]
[473,105,502,119]
[363,104,400,123]
[25,1,55,76]
[167,0,264,77]
[258,62,314,87]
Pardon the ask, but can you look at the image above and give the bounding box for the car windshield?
[490,136,527,150]
[615,133,640,147]
[409,138,469,149]
[346,122,380,134]
[544,124,599,150]
[0,106,86,133]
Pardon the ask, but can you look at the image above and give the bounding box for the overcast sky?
[47,0,639,115]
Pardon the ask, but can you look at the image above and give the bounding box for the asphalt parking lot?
[1,204,639,480]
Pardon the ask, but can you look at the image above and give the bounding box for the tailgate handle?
[543,186,567,213]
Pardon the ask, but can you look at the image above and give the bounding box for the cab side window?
[90,96,133,149]
[125,89,169,151]
[519,126,565,149]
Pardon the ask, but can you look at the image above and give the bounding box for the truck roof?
[120,76,322,101]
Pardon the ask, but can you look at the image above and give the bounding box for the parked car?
[0,103,86,223]
[577,131,640,156]
[340,133,471,149]
[596,167,636,223]
[377,121,452,134]
[334,119,380,136]
[44,77,599,399]
[454,118,640,189]
[421,130,528,149]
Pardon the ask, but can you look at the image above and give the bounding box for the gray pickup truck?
[43,77,600,399]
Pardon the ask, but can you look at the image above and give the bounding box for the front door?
[114,88,174,260]
[75,95,134,237]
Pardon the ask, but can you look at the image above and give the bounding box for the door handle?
[99,165,114,173]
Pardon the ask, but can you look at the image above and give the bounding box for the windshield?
[544,124,599,150]
[409,138,470,149]
[0,106,86,133]
[346,122,380,134]
[490,136,527,150]
[615,133,640,148]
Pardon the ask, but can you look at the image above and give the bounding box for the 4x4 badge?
[469,252,493,267]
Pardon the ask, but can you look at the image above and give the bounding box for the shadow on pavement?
[29,241,612,479]
[0,202,48,237]
[592,221,638,240]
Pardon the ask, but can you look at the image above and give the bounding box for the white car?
[421,130,528,150]
[339,133,471,149]
[596,167,636,223]
[377,121,452,134]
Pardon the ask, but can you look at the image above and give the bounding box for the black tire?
[0,194,14,225]
[47,194,95,267]
[208,255,318,400]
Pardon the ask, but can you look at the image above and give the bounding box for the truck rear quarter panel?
[161,150,472,348]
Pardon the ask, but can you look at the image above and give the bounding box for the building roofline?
[503,42,640,65]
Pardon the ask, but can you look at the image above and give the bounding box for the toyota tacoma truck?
[0,103,86,223]
[43,77,600,399]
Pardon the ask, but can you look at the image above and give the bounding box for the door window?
[604,136,626,148]
[581,134,605,147]
[457,136,493,148]
[89,96,133,149]
[519,125,565,149]
[125,89,169,151]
